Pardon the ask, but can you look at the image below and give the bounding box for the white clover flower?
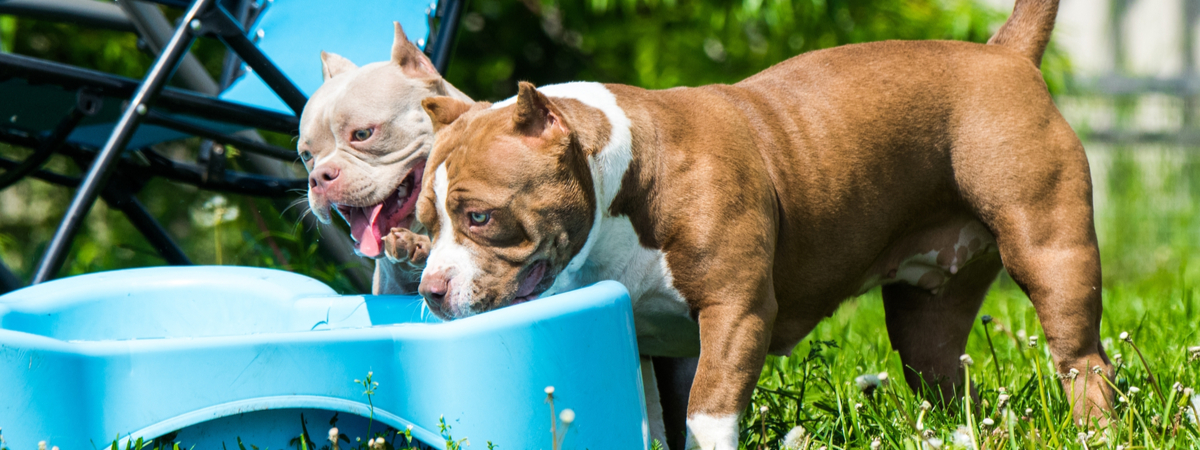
[328,427,339,441]
[960,354,974,366]
[1129,386,1141,395]
[921,400,932,411]
[560,408,575,425]
[878,371,889,382]
[1092,365,1104,374]
[982,418,995,427]
[1119,331,1130,342]
[1024,408,1033,416]
[1028,335,1038,347]
[870,438,882,450]
[760,405,769,414]
[1067,368,1079,380]
[38,441,46,450]
[545,386,555,395]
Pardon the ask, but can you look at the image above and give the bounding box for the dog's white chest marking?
[500,83,697,355]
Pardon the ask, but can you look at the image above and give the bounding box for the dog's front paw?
[384,227,430,268]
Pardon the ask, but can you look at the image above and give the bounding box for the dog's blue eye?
[352,128,373,141]
[299,151,313,162]
[468,211,490,226]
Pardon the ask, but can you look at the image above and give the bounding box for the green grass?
[736,147,1200,449]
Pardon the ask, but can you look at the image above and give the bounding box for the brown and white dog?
[417,0,1111,447]
[298,23,466,294]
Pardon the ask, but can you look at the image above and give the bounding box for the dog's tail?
[987,0,1060,67]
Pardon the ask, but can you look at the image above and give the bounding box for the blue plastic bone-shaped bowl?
[0,267,648,449]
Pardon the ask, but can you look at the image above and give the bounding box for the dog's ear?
[392,22,439,78]
[422,96,473,132]
[512,81,570,139]
[321,51,358,81]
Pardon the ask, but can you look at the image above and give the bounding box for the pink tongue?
[516,262,547,298]
[350,203,386,258]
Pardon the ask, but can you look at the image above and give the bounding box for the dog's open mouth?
[339,161,426,258]
[513,260,549,304]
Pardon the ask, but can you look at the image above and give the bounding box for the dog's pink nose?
[308,166,341,192]
[420,272,452,306]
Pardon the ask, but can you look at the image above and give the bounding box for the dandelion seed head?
[1028,335,1038,347]
[856,374,881,393]
[329,427,339,441]
[1129,386,1141,394]
[960,354,974,366]
[759,405,768,414]
[560,408,575,424]
[952,426,973,447]
[878,371,889,382]
[38,442,45,450]
[783,426,807,449]
[1024,408,1033,415]
[545,386,555,395]
[982,418,995,426]
[870,438,882,450]
[921,400,932,411]
[1092,365,1104,374]
[1119,331,1130,342]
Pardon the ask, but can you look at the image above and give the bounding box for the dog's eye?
[299,150,313,162]
[351,128,373,141]
[468,211,490,226]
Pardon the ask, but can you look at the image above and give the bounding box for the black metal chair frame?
[0,0,464,290]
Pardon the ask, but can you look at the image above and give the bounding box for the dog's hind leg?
[955,126,1114,421]
[882,253,1003,405]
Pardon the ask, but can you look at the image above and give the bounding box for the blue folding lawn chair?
[0,0,463,291]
